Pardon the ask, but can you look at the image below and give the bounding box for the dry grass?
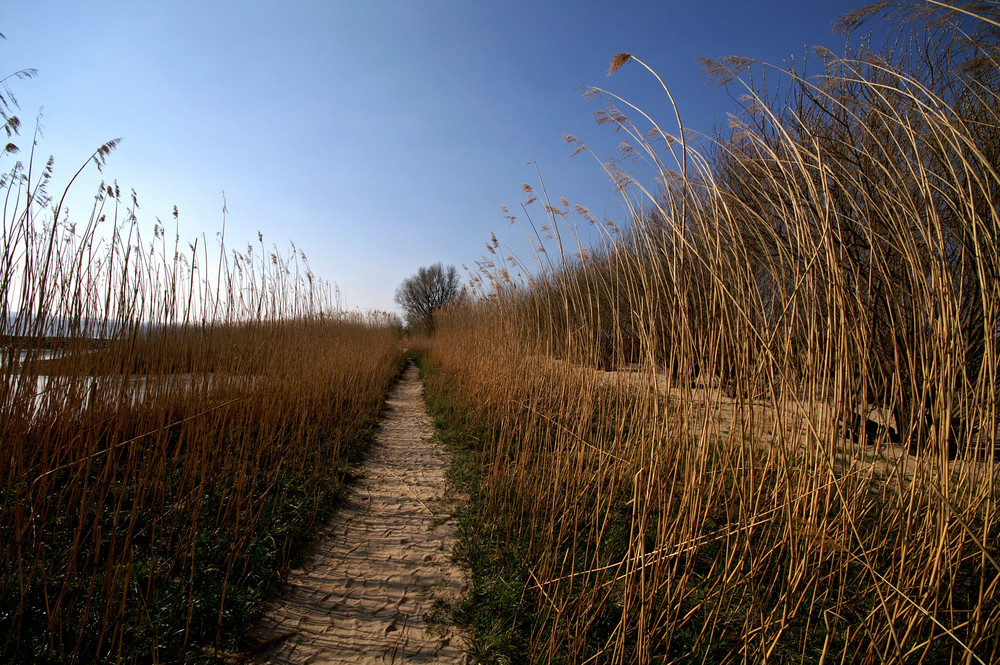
[426,4,1000,663]
[0,143,404,660]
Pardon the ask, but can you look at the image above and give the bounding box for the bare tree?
[394,263,461,332]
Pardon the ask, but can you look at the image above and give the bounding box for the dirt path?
[249,363,466,664]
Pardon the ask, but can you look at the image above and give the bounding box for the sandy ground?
[248,363,467,664]
[544,357,994,480]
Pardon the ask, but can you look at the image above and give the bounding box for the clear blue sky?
[3,1,872,314]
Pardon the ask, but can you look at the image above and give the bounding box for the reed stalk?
[427,3,1000,663]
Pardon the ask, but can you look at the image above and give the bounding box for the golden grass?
[0,153,404,660]
[427,4,1000,663]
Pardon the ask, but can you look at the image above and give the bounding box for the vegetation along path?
[250,362,466,664]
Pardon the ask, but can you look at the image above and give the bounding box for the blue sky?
[3,1,872,313]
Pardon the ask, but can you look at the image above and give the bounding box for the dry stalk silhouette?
[425,3,1000,663]
[0,126,404,660]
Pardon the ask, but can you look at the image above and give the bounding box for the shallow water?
[0,369,236,421]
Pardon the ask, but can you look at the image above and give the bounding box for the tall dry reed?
[426,3,999,663]
[0,124,404,660]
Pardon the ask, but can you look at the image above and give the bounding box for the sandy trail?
[250,363,466,664]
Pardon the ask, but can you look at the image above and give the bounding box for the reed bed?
[0,142,404,660]
[425,3,1000,663]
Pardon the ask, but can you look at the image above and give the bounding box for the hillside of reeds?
[424,3,1000,663]
[0,116,405,659]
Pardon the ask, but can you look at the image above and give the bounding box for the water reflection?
[1,367,251,421]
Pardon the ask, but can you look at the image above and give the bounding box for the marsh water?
[1,363,240,419]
